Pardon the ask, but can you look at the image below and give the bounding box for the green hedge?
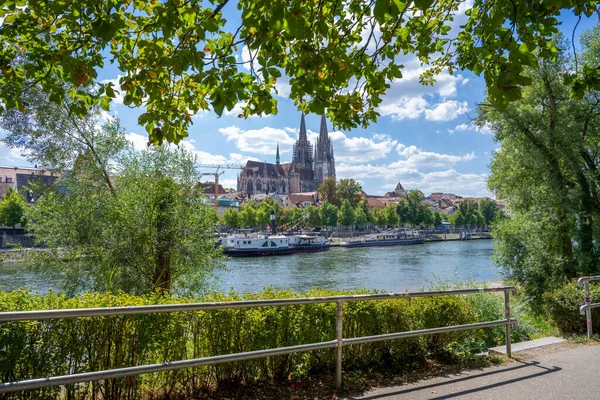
[0,288,514,399]
[543,281,600,335]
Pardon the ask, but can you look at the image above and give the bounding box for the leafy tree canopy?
[481,27,600,306]
[2,0,597,144]
[338,199,355,227]
[0,187,27,230]
[320,200,338,227]
[337,178,362,207]
[317,177,338,206]
[478,197,498,226]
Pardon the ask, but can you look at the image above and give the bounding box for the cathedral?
[237,113,336,195]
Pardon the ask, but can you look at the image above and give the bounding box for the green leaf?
[414,0,434,11]
[373,0,389,22]
[503,86,522,101]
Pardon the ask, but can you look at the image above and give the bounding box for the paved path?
[347,343,600,400]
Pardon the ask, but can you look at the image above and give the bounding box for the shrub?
[543,281,600,335]
[0,288,501,399]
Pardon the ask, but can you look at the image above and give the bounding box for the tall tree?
[454,199,479,228]
[285,207,305,230]
[478,198,499,226]
[354,206,368,227]
[221,208,241,228]
[0,188,28,234]
[0,88,128,195]
[383,205,399,227]
[337,179,362,207]
[396,190,428,227]
[371,208,384,227]
[239,204,257,228]
[304,204,322,227]
[317,177,339,206]
[480,28,600,306]
[338,200,355,228]
[1,0,595,143]
[357,199,372,224]
[28,145,221,295]
[320,201,338,228]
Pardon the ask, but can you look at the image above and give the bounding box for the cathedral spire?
[292,112,313,168]
[319,112,328,141]
[276,141,280,165]
[299,112,308,144]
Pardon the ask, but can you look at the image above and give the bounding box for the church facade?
[237,113,336,195]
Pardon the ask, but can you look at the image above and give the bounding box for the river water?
[0,240,500,294]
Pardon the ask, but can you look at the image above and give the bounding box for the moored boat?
[221,232,329,257]
[339,232,424,248]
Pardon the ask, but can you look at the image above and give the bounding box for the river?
[0,240,501,294]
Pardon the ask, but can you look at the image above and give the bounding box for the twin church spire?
[290,112,336,182]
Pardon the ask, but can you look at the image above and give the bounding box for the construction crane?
[197,164,245,209]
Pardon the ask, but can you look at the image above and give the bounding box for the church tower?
[314,112,336,182]
[276,142,280,165]
[292,112,313,168]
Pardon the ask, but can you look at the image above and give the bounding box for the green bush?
[0,288,506,399]
[543,281,600,335]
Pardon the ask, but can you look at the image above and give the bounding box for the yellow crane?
[197,164,244,209]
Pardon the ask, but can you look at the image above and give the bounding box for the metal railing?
[578,276,600,340]
[0,287,517,394]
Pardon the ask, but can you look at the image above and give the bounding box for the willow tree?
[1,1,598,143]
[28,145,221,295]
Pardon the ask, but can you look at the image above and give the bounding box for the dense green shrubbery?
[0,288,518,399]
[543,282,600,335]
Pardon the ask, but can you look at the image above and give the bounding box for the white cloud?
[402,169,489,197]
[305,129,397,164]
[337,163,488,197]
[335,141,484,196]
[219,179,238,189]
[219,126,295,155]
[126,132,259,167]
[378,97,428,120]
[223,102,269,118]
[447,121,494,135]
[394,144,475,169]
[0,142,29,166]
[424,100,469,121]
[476,123,493,135]
[125,132,149,151]
[336,145,474,180]
[274,78,291,98]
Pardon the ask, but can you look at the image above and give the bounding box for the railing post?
[585,280,592,340]
[335,301,343,391]
[504,288,511,358]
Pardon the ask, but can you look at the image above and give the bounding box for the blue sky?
[0,5,597,197]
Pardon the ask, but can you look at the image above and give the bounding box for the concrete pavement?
[348,342,600,400]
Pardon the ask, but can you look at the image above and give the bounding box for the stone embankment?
[328,232,492,246]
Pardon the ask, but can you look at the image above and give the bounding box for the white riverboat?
[220,232,329,257]
[339,232,424,248]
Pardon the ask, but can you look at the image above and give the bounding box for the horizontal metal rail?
[343,319,517,346]
[0,287,513,322]
[578,276,600,340]
[0,341,338,393]
[0,286,516,393]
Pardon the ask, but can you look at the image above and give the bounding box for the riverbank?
[0,248,44,263]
